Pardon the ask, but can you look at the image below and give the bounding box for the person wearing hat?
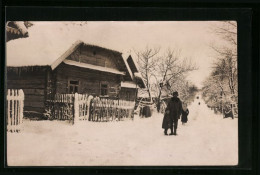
[162,91,182,135]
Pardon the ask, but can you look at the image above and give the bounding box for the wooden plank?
[7,81,45,89]
[24,106,45,113]
[58,63,119,81]
[7,90,11,131]
[24,101,45,108]
[7,74,46,80]
[22,89,45,95]
[17,100,20,127]
[25,95,45,102]
[78,55,97,65]
[13,94,17,131]
[7,79,45,85]
[11,93,14,130]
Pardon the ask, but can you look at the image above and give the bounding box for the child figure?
[162,109,171,135]
[181,103,189,125]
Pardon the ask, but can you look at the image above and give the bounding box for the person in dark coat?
[224,105,234,119]
[181,103,189,125]
[162,110,171,135]
[162,91,182,135]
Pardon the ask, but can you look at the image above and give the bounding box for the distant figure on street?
[181,103,189,125]
[224,105,234,119]
[162,91,182,136]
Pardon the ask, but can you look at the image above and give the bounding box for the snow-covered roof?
[7,39,124,70]
[63,60,125,75]
[6,21,29,37]
[134,72,142,79]
[127,54,140,73]
[51,40,83,70]
[122,54,134,80]
[6,22,123,68]
[6,38,79,67]
[120,81,137,88]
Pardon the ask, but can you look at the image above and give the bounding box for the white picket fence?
[6,89,24,132]
[45,93,93,124]
[89,98,135,122]
[45,93,135,123]
[74,93,93,124]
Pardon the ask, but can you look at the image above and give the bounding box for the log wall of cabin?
[54,63,121,98]
[7,66,49,113]
[67,45,132,82]
[119,87,137,101]
[68,45,119,70]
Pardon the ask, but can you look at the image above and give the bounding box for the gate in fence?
[6,89,24,132]
[45,93,93,124]
[74,93,93,123]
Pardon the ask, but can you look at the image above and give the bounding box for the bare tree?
[155,49,197,111]
[213,21,237,47]
[135,46,160,101]
[136,46,197,111]
[203,21,238,117]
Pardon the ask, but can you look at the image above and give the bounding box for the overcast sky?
[7,21,234,88]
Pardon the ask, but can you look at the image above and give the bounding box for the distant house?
[7,40,145,115]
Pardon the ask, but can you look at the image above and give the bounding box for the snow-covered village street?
[7,95,238,166]
[6,21,239,167]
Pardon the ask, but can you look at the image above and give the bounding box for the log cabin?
[7,40,145,116]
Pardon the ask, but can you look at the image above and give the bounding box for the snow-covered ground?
[7,95,238,166]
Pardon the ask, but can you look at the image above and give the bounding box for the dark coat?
[162,112,171,129]
[181,109,189,123]
[224,109,233,119]
[166,97,182,120]
[162,97,182,129]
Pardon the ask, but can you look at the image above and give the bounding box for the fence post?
[7,90,11,132]
[74,93,79,125]
[87,95,93,121]
[11,90,15,132]
[19,89,24,132]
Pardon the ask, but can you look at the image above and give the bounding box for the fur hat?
[172,91,178,97]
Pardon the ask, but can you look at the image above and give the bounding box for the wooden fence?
[89,98,135,122]
[6,89,24,132]
[74,93,93,123]
[45,94,75,121]
[45,94,135,123]
[45,93,93,124]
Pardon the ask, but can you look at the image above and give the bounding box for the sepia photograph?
[6,21,238,166]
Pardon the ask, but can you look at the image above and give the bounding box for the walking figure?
[181,103,189,125]
[224,105,234,119]
[162,91,182,136]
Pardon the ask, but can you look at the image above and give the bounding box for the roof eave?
[63,59,126,75]
[121,54,134,80]
[51,40,83,70]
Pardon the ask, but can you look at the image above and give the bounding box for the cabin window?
[100,83,108,96]
[69,80,79,94]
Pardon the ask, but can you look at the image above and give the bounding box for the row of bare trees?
[202,21,238,116]
[135,46,198,112]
